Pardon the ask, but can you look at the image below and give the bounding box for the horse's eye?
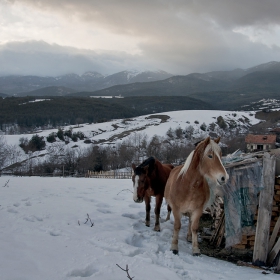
[208,154,213,159]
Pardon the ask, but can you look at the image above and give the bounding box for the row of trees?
[28,133,194,176]
[1,117,250,176]
[12,136,247,177]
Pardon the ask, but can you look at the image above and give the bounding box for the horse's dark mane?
[135,157,155,175]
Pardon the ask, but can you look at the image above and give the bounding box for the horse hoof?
[172,250,179,255]
[192,252,201,256]
[145,224,150,227]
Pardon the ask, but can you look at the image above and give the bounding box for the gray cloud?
[0,41,151,76]
[3,1,280,76]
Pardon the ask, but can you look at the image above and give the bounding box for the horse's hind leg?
[144,194,151,227]
[171,208,181,254]
[165,204,172,221]
[154,195,163,231]
[187,214,192,242]
[190,209,202,256]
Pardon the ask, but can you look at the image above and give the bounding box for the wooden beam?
[275,255,280,274]
[252,152,276,266]
[268,215,280,253]
[267,237,280,266]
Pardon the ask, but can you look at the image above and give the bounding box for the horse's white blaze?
[204,140,229,184]
[133,175,139,201]
[215,150,229,181]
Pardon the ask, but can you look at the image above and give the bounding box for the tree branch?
[116,264,134,279]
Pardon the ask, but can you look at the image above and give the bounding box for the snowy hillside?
[2,110,260,171]
[0,176,278,279]
[5,110,259,146]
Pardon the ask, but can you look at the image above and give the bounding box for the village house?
[269,127,280,143]
[245,134,276,152]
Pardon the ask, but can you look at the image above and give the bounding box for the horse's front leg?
[190,209,202,256]
[171,208,181,254]
[144,194,151,227]
[154,195,163,231]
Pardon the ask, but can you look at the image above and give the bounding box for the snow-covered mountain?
[0,70,173,95]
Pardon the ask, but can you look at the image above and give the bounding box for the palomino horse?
[132,157,174,231]
[164,137,228,255]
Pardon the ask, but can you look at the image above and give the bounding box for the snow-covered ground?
[0,176,278,280]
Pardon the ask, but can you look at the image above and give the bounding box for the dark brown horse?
[132,157,174,231]
[164,137,228,255]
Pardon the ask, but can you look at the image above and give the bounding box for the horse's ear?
[143,157,155,175]
[203,136,211,146]
[214,137,221,144]
[132,163,136,171]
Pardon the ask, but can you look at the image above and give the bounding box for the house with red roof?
[245,134,276,152]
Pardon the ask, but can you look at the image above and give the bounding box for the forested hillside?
[0,96,211,132]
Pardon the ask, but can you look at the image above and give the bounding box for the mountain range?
[80,61,280,110]
[0,70,173,96]
[1,61,280,111]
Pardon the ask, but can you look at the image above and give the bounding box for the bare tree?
[0,135,8,171]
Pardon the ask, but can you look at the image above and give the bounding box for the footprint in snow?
[25,201,32,206]
[13,202,20,207]
[49,230,62,236]
[7,207,18,214]
[67,264,98,278]
[96,202,110,208]
[132,221,147,231]
[97,208,112,214]
[122,213,138,219]
[23,215,43,222]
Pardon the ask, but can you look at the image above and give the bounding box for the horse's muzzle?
[217,174,228,185]
[134,198,143,203]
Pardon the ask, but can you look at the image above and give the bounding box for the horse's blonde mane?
[177,139,221,179]
[178,150,194,179]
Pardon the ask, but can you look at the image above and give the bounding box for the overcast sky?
[1,0,280,76]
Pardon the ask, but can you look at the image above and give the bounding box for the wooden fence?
[85,170,132,179]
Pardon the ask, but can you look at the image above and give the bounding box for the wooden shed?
[203,150,280,273]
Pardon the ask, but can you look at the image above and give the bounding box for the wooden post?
[252,152,276,266]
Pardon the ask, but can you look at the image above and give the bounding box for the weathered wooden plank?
[252,153,276,267]
[267,237,280,266]
[268,215,280,253]
[275,255,280,274]
[210,212,224,245]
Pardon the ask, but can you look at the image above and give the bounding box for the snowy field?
[0,176,278,280]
